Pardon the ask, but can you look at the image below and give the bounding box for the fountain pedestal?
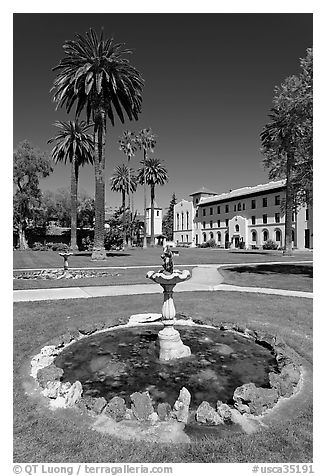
[146,269,191,361]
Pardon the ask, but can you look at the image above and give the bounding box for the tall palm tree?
[51,28,144,260]
[137,157,168,246]
[110,164,138,246]
[136,129,156,247]
[118,130,138,245]
[48,120,94,251]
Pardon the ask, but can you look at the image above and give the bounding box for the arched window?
[217,232,221,242]
[292,229,295,242]
[203,232,207,242]
[237,203,241,211]
[210,232,214,240]
[252,230,257,242]
[177,213,179,230]
[263,230,269,242]
[275,230,281,242]
[235,224,239,232]
[181,212,184,230]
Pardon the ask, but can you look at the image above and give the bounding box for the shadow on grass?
[226,264,313,278]
[75,251,131,258]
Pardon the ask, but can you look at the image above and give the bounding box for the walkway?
[13,262,313,302]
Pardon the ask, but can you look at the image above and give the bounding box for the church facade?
[173,180,313,250]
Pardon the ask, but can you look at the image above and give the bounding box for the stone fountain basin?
[146,269,191,285]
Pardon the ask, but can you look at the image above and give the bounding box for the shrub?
[104,228,123,251]
[32,242,48,251]
[80,236,93,251]
[51,242,69,252]
[207,238,217,248]
[262,239,278,250]
[239,241,246,249]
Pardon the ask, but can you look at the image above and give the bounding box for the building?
[173,180,313,250]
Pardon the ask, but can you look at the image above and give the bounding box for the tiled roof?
[189,187,217,196]
[199,180,286,205]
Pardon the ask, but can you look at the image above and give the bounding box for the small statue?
[161,245,174,274]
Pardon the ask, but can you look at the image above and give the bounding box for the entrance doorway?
[234,236,240,248]
[305,229,310,248]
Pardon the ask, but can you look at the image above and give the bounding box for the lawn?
[14,291,312,463]
[13,247,313,270]
[220,264,313,293]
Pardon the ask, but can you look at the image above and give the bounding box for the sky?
[13,13,312,214]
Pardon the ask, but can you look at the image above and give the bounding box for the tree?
[13,141,53,249]
[110,164,138,246]
[136,128,157,247]
[137,157,169,246]
[48,120,94,251]
[42,188,71,227]
[118,130,138,211]
[162,192,177,241]
[51,28,144,260]
[260,48,313,255]
[77,191,95,229]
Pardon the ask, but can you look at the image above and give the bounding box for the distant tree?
[137,157,169,246]
[110,164,138,246]
[42,188,71,227]
[77,191,95,229]
[118,130,138,210]
[136,128,157,247]
[48,120,94,251]
[52,28,144,260]
[162,192,177,241]
[13,141,53,249]
[260,48,312,255]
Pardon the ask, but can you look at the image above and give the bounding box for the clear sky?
[13,13,312,214]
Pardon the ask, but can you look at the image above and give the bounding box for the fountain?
[146,246,191,361]
[58,251,73,278]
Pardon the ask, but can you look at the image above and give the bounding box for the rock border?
[29,316,302,435]
[14,269,120,280]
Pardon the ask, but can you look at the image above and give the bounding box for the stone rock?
[51,333,72,347]
[148,412,159,424]
[219,322,233,330]
[216,402,233,422]
[157,402,172,421]
[82,396,107,414]
[233,383,279,416]
[41,381,61,399]
[269,364,301,397]
[65,381,83,407]
[196,401,224,425]
[130,392,154,421]
[31,353,55,379]
[105,396,127,421]
[256,333,276,349]
[173,387,191,423]
[59,382,72,396]
[37,364,64,388]
[78,323,98,335]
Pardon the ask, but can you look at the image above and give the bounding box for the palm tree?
[261,108,301,256]
[48,120,94,251]
[51,28,144,260]
[136,129,157,247]
[110,164,138,246]
[118,130,138,245]
[137,157,168,246]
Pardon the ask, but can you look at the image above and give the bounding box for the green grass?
[13,247,313,270]
[14,291,312,463]
[220,264,313,292]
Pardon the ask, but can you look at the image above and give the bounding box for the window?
[177,213,179,230]
[195,209,198,217]
[203,221,206,229]
[195,235,198,244]
[243,203,246,210]
[275,195,280,206]
[252,230,257,242]
[292,229,295,242]
[235,224,239,232]
[263,197,268,207]
[263,230,268,241]
[203,232,207,242]
[157,210,160,216]
[225,218,229,227]
[181,213,184,229]
[210,207,213,215]
[251,199,256,209]
[275,230,281,242]
[217,219,220,227]
[292,212,295,222]
[305,209,309,221]
[251,216,256,225]
[237,203,241,211]
[225,205,229,213]
[203,208,206,216]
[210,221,213,228]
[275,213,280,223]
[210,232,214,240]
[196,198,199,204]
[181,235,183,242]
[186,234,188,242]
[263,214,268,224]
[217,232,221,242]
[186,212,189,229]
[217,206,220,214]
[234,204,236,212]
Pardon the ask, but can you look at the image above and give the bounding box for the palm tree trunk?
[283,152,293,256]
[122,190,127,247]
[70,155,79,251]
[143,150,147,248]
[150,184,155,246]
[127,156,131,247]
[18,222,28,250]
[92,109,106,260]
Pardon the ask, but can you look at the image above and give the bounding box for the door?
[234,236,240,248]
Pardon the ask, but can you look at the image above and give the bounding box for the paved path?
[13,262,313,302]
